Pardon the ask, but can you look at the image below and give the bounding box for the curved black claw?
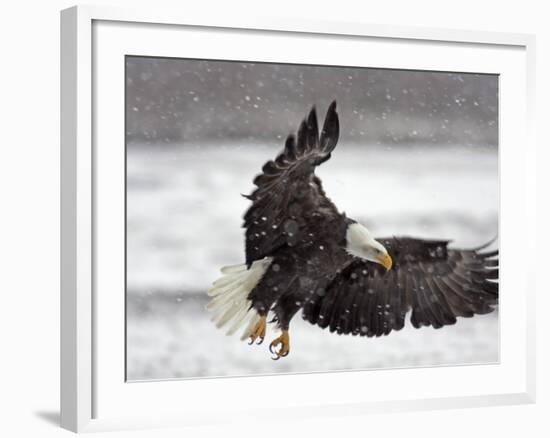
[256,337,264,345]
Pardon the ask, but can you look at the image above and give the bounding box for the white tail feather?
[215,303,244,328]
[210,273,242,290]
[206,285,247,308]
[207,277,242,296]
[220,263,248,274]
[226,307,252,336]
[207,257,272,339]
[240,313,262,341]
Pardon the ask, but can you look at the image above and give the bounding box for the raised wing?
[302,237,499,336]
[243,101,340,266]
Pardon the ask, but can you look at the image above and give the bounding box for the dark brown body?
[241,101,498,339]
[248,209,351,329]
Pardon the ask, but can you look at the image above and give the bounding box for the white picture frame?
[60,4,536,433]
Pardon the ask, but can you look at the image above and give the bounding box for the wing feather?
[302,237,499,337]
[243,102,340,266]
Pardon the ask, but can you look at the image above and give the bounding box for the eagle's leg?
[269,330,290,360]
[248,315,267,345]
[269,296,301,359]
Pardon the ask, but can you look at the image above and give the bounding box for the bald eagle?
[207,101,498,359]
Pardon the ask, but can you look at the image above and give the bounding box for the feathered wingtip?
[247,101,340,196]
[471,235,499,252]
[295,105,320,155]
[291,101,339,158]
[320,100,339,153]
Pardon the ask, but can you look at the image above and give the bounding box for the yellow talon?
[269,330,290,359]
[249,316,267,345]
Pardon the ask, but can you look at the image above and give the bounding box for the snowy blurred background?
[125,57,499,381]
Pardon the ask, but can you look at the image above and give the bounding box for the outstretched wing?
[243,101,340,266]
[302,237,499,337]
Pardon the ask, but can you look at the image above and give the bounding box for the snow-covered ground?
[126,142,498,381]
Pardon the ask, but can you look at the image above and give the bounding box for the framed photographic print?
[61,5,536,433]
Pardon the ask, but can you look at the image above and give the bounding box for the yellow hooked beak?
[377,253,393,271]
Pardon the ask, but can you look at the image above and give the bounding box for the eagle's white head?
[345,222,393,270]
